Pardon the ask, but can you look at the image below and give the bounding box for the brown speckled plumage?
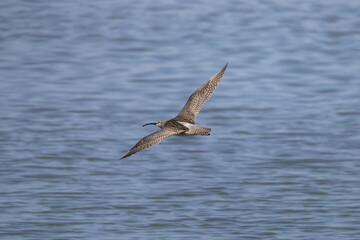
[121,127,184,159]
[173,63,227,123]
[121,64,227,159]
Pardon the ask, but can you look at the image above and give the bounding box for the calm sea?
[1,0,359,239]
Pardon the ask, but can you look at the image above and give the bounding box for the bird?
[121,63,228,159]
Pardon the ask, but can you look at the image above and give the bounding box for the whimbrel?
[121,63,228,159]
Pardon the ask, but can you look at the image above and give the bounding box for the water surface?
[1,0,360,239]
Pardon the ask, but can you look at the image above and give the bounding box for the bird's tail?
[195,127,211,136]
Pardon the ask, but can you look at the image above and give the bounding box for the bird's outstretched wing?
[121,127,185,159]
[173,63,227,123]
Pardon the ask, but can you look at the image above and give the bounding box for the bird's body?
[121,63,228,159]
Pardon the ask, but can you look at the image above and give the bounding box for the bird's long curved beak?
[142,122,157,127]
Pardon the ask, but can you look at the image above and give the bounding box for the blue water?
[1,0,360,239]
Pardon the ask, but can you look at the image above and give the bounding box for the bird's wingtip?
[120,152,129,160]
[221,63,228,71]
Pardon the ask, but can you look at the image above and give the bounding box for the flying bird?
[121,63,228,159]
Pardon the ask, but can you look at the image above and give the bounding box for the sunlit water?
[1,0,360,239]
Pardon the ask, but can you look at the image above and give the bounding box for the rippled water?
[1,0,360,239]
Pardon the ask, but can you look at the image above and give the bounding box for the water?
[1,0,360,239]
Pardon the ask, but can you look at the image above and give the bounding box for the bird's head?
[142,120,167,128]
